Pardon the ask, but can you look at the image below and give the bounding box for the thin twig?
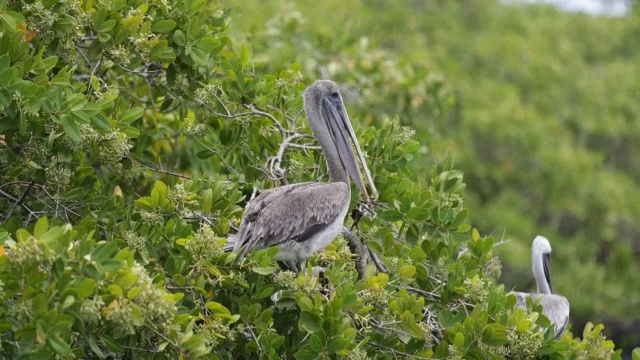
[194,139,238,175]
[243,104,286,136]
[0,188,38,220]
[404,286,441,300]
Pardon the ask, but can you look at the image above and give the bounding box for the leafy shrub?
[0,0,635,358]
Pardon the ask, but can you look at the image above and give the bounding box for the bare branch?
[132,159,193,180]
[404,286,441,301]
[243,104,286,136]
[194,139,238,175]
[0,187,38,221]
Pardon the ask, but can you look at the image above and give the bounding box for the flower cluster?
[102,299,137,335]
[124,231,147,257]
[109,45,130,66]
[463,275,488,305]
[442,192,464,216]
[45,162,73,193]
[80,296,105,325]
[482,256,502,279]
[140,210,164,226]
[507,327,543,359]
[184,224,224,261]
[182,123,208,138]
[359,288,388,311]
[345,347,368,360]
[193,85,218,108]
[272,270,324,296]
[478,339,510,357]
[100,130,133,168]
[197,317,237,349]
[130,263,175,325]
[389,125,416,144]
[7,235,53,270]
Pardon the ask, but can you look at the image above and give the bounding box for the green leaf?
[77,278,96,298]
[196,37,221,52]
[454,332,464,348]
[134,197,153,211]
[252,266,277,275]
[0,320,13,332]
[48,337,72,355]
[450,209,468,228]
[298,311,322,333]
[118,273,137,288]
[366,240,383,254]
[88,336,105,358]
[108,284,123,296]
[240,42,251,65]
[172,273,186,286]
[34,215,49,238]
[91,113,111,131]
[99,19,116,32]
[379,209,404,222]
[201,189,213,214]
[120,107,144,124]
[0,54,9,69]
[327,337,348,354]
[295,294,314,312]
[407,207,430,221]
[632,348,640,360]
[0,11,25,28]
[206,302,232,317]
[398,264,416,279]
[61,295,76,309]
[40,56,58,72]
[40,225,70,250]
[98,34,111,44]
[152,19,177,33]
[173,30,186,46]
[255,285,276,299]
[482,323,508,346]
[148,40,168,61]
[189,47,208,65]
[294,348,320,360]
[59,115,82,143]
[92,240,119,262]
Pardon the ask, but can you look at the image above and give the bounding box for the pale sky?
[514,0,630,16]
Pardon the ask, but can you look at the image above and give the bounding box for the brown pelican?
[231,80,377,273]
[514,235,570,340]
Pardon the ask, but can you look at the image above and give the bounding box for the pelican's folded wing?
[232,182,350,259]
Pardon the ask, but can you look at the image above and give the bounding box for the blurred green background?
[223,0,640,354]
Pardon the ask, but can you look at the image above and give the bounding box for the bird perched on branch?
[228,80,377,273]
[514,235,570,339]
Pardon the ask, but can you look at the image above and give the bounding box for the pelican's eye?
[331,91,339,98]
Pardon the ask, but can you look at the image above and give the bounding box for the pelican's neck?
[324,145,350,184]
[532,248,552,294]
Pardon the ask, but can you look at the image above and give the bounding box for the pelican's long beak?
[542,253,553,293]
[322,96,378,201]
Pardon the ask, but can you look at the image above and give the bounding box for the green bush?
[0,0,635,358]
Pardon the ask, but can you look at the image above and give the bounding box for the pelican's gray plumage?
[514,236,570,339]
[231,80,377,272]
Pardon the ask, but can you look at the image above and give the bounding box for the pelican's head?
[532,235,553,294]
[533,235,552,255]
[303,80,378,201]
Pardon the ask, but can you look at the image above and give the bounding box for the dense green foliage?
[226,0,640,354]
[0,0,637,358]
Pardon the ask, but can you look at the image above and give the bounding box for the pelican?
[514,235,570,340]
[230,80,377,273]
